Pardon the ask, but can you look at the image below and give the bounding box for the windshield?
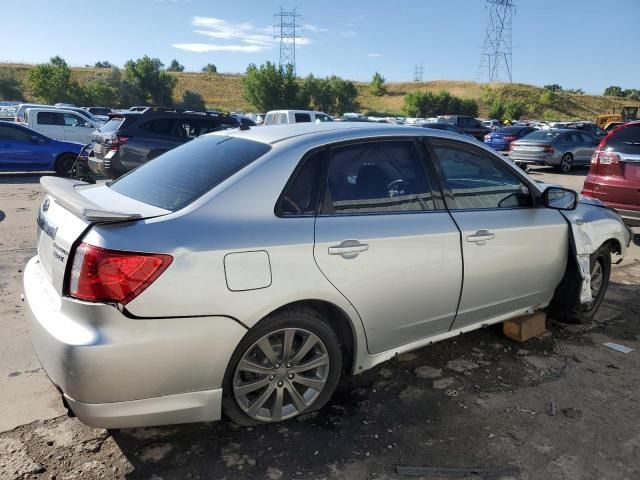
[110,136,271,211]
[522,130,560,141]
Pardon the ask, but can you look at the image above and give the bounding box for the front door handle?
[328,240,369,257]
[467,230,495,245]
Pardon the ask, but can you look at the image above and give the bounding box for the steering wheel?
[387,179,409,196]
[282,195,302,215]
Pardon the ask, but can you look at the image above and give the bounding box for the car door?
[33,111,65,141]
[429,139,569,330]
[313,138,463,354]
[0,125,51,170]
[578,132,598,163]
[62,113,93,144]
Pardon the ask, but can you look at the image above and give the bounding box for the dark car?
[419,122,473,137]
[437,115,491,140]
[582,121,640,226]
[89,109,241,178]
[85,107,112,117]
[484,125,537,153]
[0,121,83,174]
[574,122,606,139]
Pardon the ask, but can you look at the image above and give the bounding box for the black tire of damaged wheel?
[548,244,611,324]
[222,307,343,426]
[55,153,78,177]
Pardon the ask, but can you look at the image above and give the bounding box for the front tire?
[559,153,574,173]
[55,153,77,177]
[222,307,342,426]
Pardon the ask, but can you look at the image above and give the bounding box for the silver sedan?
[508,129,599,172]
[24,123,631,428]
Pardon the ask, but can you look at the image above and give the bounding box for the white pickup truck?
[24,107,99,144]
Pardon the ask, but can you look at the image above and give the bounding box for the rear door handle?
[328,240,369,256]
[467,230,495,245]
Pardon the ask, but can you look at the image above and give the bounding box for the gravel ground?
[1,169,639,480]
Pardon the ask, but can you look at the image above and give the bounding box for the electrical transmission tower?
[273,8,302,74]
[413,64,423,82]
[479,0,515,82]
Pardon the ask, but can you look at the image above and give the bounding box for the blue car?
[484,125,536,154]
[0,121,83,174]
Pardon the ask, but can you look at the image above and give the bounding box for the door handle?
[467,230,495,244]
[328,240,369,256]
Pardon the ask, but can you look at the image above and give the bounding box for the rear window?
[522,131,560,141]
[608,124,640,152]
[438,117,456,125]
[99,117,124,133]
[109,136,271,211]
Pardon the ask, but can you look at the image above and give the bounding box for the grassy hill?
[1,63,630,120]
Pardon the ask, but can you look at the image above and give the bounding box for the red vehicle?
[582,121,640,226]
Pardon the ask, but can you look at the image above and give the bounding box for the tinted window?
[295,113,311,123]
[0,125,32,141]
[325,140,434,215]
[278,150,325,216]
[110,136,271,211]
[37,111,64,126]
[99,117,124,133]
[434,145,532,210]
[607,124,640,152]
[579,132,595,143]
[566,132,582,143]
[523,131,561,141]
[139,118,179,136]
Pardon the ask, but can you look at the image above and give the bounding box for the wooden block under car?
[503,312,546,342]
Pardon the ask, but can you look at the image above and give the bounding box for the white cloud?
[174,16,312,54]
[367,53,383,57]
[303,24,327,33]
[172,43,265,53]
[338,30,358,38]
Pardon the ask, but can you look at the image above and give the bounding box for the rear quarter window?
[109,136,271,211]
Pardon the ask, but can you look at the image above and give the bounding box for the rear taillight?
[589,126,625,176]
[484,134,491,141]
[542,144,554,153]
[69,243,172,305]
[110,135,130,151]
[504,135,517,141]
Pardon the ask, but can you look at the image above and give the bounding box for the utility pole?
[273,8,302,75]
[413,64,423,82]
[479,0,515,82]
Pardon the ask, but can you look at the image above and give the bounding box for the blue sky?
[3,0,639,94]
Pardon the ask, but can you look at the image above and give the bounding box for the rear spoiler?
[40,176,142,223]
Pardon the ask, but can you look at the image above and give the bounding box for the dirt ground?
[1,169,639,480]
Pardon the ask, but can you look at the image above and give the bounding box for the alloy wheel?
[590,260,603,299]
[232,328,330,422]
[560,154,573,173]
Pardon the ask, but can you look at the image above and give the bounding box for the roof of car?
[214,121,480,146]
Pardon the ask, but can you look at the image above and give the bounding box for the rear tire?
[55,153,77,177]
[559,153,574,173]
[222,307,342,426]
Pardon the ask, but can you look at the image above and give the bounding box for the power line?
[479,0,515,82]
[413,64,423,82]
[273,7,303,74]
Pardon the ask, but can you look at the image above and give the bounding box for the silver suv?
[24,123,630,428]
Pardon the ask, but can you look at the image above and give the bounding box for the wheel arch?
[255,299,358,375]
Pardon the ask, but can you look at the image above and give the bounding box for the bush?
[404,90,478,117]
[538,90,556,106]
[202,64,218,74]
[182,90,205,110]
[167,59,185,72]
[301,75,358,116]
[603,85,623,97]
[370,72,387,97]
[0,68,24,101]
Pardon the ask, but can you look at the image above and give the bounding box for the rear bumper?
[508,152,558,165]
[23,256,247,428]
[88,152,124,179]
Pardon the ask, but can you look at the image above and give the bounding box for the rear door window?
[110,136,271,211]
[37,111,64,126]
[294,113,311,123]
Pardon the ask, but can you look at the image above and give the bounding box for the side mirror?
[543,186,578,211]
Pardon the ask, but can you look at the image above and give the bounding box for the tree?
[566,88,585,95]
[94,61,113,68]
[182,90,205,110]
[404,90,478,117]
[370,71,387,96]
[330,77,358,115]
[242,62,301,112]
[202,63,218,74]
[603,85,624,97]
[124,56,177,105]
[167,59,185,72]
[27,56,73,103]
[0,68,24,100]
[79,67,123,106]
[544,84,563,92]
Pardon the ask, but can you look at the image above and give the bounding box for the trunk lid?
[36,176,170,294]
